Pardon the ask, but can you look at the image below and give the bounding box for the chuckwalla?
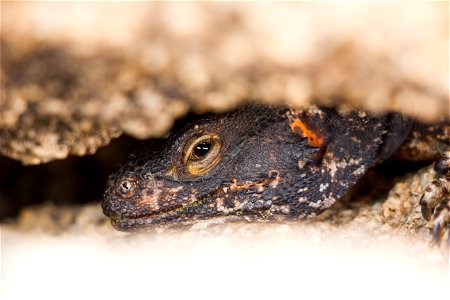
[102,105,450,241]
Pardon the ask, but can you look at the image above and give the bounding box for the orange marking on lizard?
[290,119,324,147]
[137,195,159,206]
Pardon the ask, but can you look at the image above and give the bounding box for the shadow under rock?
[0,135,141,221]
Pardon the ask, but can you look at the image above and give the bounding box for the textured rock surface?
[1,2,448,164]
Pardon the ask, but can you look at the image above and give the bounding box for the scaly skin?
[102,105,449,241]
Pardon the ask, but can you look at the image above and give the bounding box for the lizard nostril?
[121,181,132,191]
[117,177,138,198]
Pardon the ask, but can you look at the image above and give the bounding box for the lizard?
[102,104,450,242]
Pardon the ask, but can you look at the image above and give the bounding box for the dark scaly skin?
[102,105,450,242]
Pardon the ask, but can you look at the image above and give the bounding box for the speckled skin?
[102,105,449,239]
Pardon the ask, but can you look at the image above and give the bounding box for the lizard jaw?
[108,195,215,231]
[110,207,204,231]
[110,214,189,231]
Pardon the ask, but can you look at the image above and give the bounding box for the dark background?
[0,135,140,220]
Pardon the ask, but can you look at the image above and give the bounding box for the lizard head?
[102,105,320,231]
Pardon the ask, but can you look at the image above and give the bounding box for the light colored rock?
[1,2,448,164]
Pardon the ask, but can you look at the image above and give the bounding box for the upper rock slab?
[1,2,448,164]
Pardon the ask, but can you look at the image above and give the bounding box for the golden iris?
[184,134,221,175]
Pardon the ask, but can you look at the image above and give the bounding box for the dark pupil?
[121,181,131,191]
[193,141,211,158]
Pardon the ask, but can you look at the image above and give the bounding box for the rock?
[382,165,434,237]
[1,2,448,165]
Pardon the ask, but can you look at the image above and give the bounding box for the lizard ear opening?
[183,134,222,176]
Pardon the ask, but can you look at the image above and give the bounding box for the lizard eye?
[184,134,221,175]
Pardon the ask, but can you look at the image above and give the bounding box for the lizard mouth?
[110,214,196,231]
[108,196,213,231]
